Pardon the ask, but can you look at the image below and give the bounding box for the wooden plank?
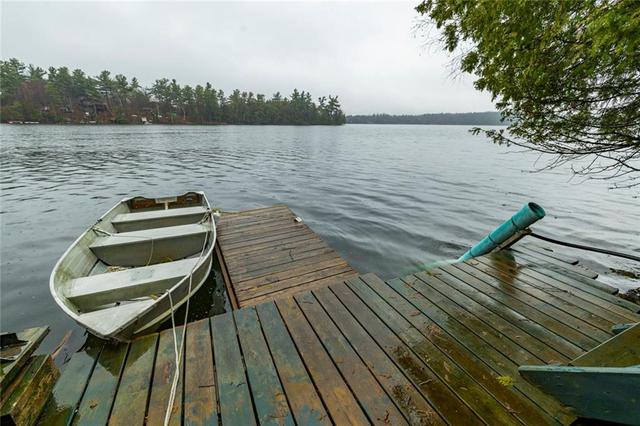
[508,248,610,294]
[220,223,310,247]
[362,274,556,425]
[471,257,623,334]
[146,326,184,426]
[224,240,328,268]
[219,216,298,235]
[216,243,239,310]
[0,326,49,392]
[485,252,640,319]
[219,218,302,237]
[74,342,128,425]
[520,243,580,265]
[415,270,571,363]
[255,302,330,426]
[219,222,307,245]
[455,261,610,344]
[276,297,370,425]
[348,275,525,425]
[312,286,447,425]
[235,307,294,426]
[234,255,345,288]
[571,323,640,367]
[1,355,58,426]
[218,206,291,224]
[387,277,576,424]
[512,246,598,279]
[183,319,217,426]
[109,333,158,426]
[243,271,358,307]
[295,291,409,426]
[223,234,319,257]
[237,268,355,304]
[231,249,338,281]
[507,248,613,294]
[518,365,640,425]
[219,205,290,220]
[38,340,103,425]
[224,236,324,262]
[221,228,312,252]
[211,312,256,426]
[328,283,484,425]
[236,261,351,296]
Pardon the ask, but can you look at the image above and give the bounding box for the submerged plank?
[38,340,103,425]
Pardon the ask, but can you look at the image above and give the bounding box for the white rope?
[163,210,212,425]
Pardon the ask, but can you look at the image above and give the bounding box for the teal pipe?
[459,202,546,261]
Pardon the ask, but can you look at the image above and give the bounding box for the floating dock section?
[38,206,640,425]
[216,205,358,308]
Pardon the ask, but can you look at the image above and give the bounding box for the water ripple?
[1,123,639,350]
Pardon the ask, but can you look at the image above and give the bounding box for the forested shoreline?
[0,59,346,125]
[347,112,505,125]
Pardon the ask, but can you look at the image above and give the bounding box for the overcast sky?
[1,1,494,114]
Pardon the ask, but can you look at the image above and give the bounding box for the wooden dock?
[38,235,639,425]
[215,205,358,308]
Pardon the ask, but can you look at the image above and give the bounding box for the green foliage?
[416,0,640,187]
[0,59,346,126]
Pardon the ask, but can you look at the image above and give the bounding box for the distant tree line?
[0,58,346,125]
[347,112,505,125]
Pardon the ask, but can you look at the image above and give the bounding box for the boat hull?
[49,191,216,342]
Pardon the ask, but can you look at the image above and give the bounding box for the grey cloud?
[1,1,494,114]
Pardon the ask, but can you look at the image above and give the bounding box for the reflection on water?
[1,124,638,352]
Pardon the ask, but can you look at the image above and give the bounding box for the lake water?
[1,124,638,353]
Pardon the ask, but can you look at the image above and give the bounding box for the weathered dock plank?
[255,302,330,426]
[235,308,294,426]
[183,319,216,426]
[211,312,256,426]
[146,326,184,426]
[73,342,127,425]
[216,205,358,307]
[109,334,157,426]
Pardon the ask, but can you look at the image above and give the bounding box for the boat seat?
[90,223,210,266]
[66,258,200,311]
[112,206,208,232]
[77,299,156,338]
